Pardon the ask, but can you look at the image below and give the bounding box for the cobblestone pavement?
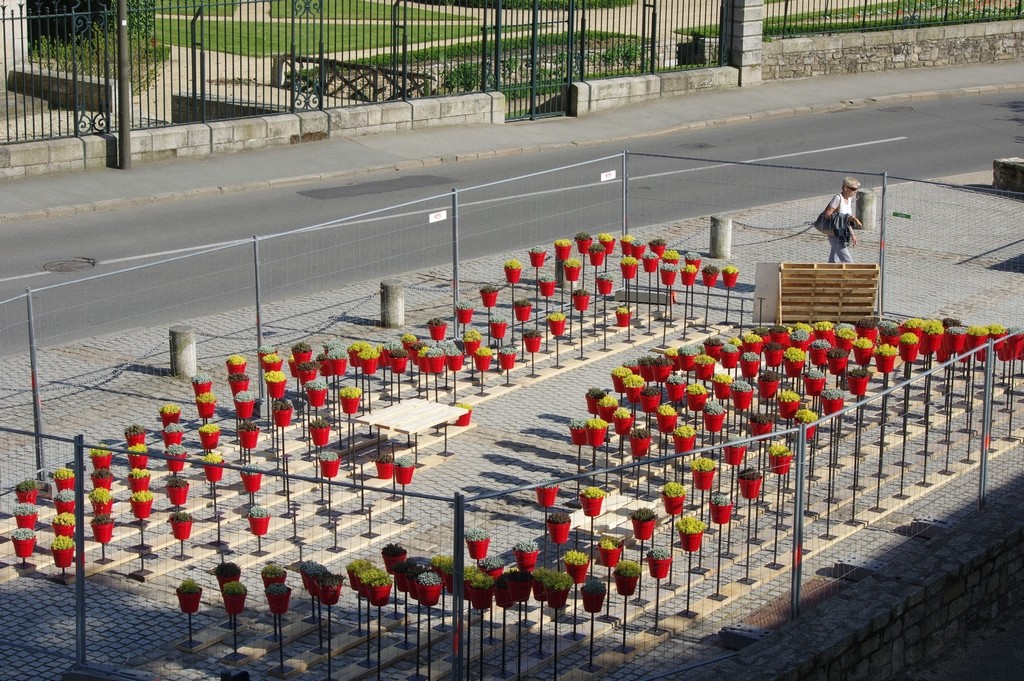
[0,171,1022,681]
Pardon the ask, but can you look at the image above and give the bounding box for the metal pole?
[621,152,629,237]
[253,236,266,406]
[789,423,807,620]
[877,172,888,317]
[978,340,995,510]
[452,189,460,328]
[116,0,131,169]
[74,434,87,665]
[26,289,46,476]
[451,493,466,680]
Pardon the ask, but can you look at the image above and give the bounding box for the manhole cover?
[877,106,914,113]
[43,257,96,273]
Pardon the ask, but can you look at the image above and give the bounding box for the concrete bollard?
[993,158,1024,192]
[555,259,569,290]
[856,189,877,232]
[169,326,197,378]
[710,215,732,259]
[381,280,405,328]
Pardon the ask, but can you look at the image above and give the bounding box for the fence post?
[25,289,46,478]
[790,423,807,620]
[116,0,131,168]
[877,172,888,317]
[452,188,460,328]
[451,493,466,679]
[978,339,995,510]
[621,151,629,237]
[73,434,87,667]
[253,236,265,404]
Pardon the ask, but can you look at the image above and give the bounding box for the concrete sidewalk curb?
[1,81,1021,226]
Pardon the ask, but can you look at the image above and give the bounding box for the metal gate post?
[26,289,46,477]
[451,188,461,328]
[74,434,87,666]
[790,423,807,619]
[978,339,995,510]
[451,493,466,679]
[877,172,888,317]
[621,151,629,237]
[253,236,265,405]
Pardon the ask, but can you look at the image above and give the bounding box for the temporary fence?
[1,329,1021,679]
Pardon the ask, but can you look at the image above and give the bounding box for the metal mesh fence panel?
[625,152,884,274]
[881,179,1024,324]
[456,155,625,263]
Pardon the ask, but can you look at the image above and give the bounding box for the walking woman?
[823,177,863,263]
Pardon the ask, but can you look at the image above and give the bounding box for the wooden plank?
[777,262,879,324]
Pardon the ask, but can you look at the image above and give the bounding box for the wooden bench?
[354,398,468,459]
[777,263,879,324]
[273,56,434,102]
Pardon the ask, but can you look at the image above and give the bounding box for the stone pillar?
[169,326,196,379]
[730,0,763,86]
[856,189,877,232]
[555,259,569,290]
[993,158,1024,192]
[710,215,732,259]
[381,280,405,328]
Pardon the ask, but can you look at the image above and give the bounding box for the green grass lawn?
[269,0,467,21]
[155,0,239,17]
[156,17,479,55]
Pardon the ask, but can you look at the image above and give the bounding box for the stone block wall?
[762,20,1024,80]
[686,490,1024,681]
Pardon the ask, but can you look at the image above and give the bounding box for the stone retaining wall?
[762,20,1024,80]
[0,91,504,178]
[686,489,1024,681]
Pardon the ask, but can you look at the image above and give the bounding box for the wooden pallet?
[777,263,878,324]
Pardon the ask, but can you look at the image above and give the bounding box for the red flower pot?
[769,455,793,475]
[582,590,605,613]
[319,457,341,478]
[778,400,799,419]
[599,545,623,569]
[740,358,761,379]
[750,419,773,437]
[15,512,37,529]
[631,518,656,541]
[701,271,719,287]
[241,472,262,493]
[539,280,557,297]
[535,485,558,507]
[758,379,780,400]
[514,549,540,572]
[170,519,192,541]
[662,493,686,515]
[546,521,571,544]
[545,587,570,609]
[724,444,747,466]
[382,549,408,574]
[847,374,870,396]
[15,489,38,504]
[563,265,581,282]
[853,345,874,366]
[234,400,255,419]
[53,522,75,537]
[163,430,184,447]
[273,407,294,427]
[597,277,614,295]
[921,333,943,355]
[823,396,844,415]
[679,531,704,552]
[239,428,260,449]
[613,574,638,597]
[166,454,186,473]
[319,581,342,606]
[694,362,715,381]
[659,268,677,286]
[480,290,499,308]
[709,502,733,524]
[55,477,75,492]
[468,585,494,610]
[620,263,638,279]
[429,323,447,341]
[703,411,726,432]
[362,358,380,374]
[572,294,590,312]
[803,376,826,397]
[490,322,508,340]
[199,431,220,450]
[827,355,849,376]
[130,499,153,520]
[417,582,444,607]
[739,476,763,499]
[13,537,36,559]
[899,343,920,363]
[222,592,247,616]
[395,465,415,485]
[874,354,896,373]
[629,437,651,458]
[307,388,327,409]
[569,427,587,446]
[686,392,707,412]
[548,318,567,337]
[195,400,217,420]
[513,304,532,322]
[90,453,112,470]
[127,476,150,494]
[587,427,607,448]
[529,250,547,267]
[722,271,738,288]
[665,381,685,402]
[52,547,74,569]
[732,389,754,410]
[565,561,589,585]
[267,588,292,615]
[466,538,490,559]
[229,378,250,396]
[249,515,270,536]
[204,464,224,483]
[575,237,593,254]
[588,250,605,267]
[672,434,696,453]
[456,307,474,325]
[712,381,731,400]
[692,468,715,491]
[160,411,180,428]
[499,353,516,371]
[310,426,331,448]
[763,348,784,367]
[647,556,672,579]
[580,495,604,517]
[55,500,75,515]
[375,461,394,480]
